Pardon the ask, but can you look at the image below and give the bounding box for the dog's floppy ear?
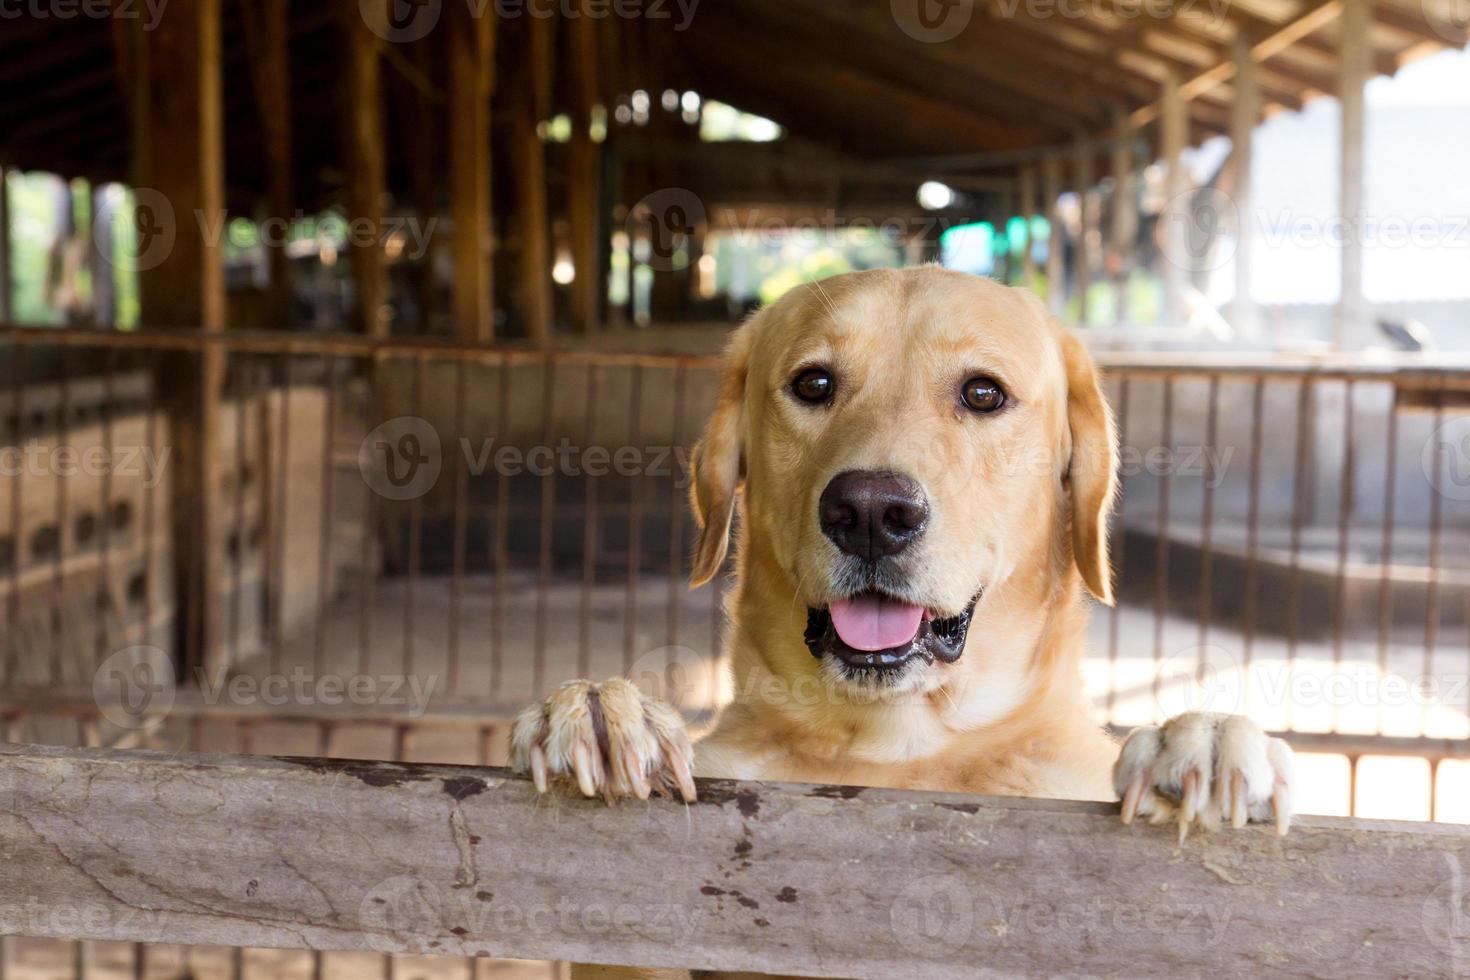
[689,321,756,587]
[1059,330,1118,605]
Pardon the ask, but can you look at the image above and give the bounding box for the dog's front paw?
[1113,712,1293,839]
[509,678,696,804]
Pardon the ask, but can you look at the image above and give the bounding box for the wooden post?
[511,15,553,345]
[1160,69,1188,328]
[1041,154,1064,318]
[344,2,389,337]
[241,0,293,329]
[129,0,227,682]
[2,743,1469,977]
[1230,36,1259,339]
[566,4,603,335]
[1337,0,1370,349]
[1072,135,1093,326]
[1019,165,1037,292]
[448,2,496,343]
[1109,107,1134,326]
[0,165,11,324]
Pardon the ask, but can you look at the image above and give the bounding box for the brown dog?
[511,267,1293,978]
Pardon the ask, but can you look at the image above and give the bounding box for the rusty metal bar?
[1284,379,1312,731]
[1331,381,1356,733]
[403,354,425,683]
[97,349,116,670]
[578,364,601,679]
[1423,396,1444,737]
[666,365,688,649]
[624,365,645,674]
[449,359,469,694]
[4,343,21,686]
[1105,377,1130,723]
[269,353,293,670]
[313,355,337,679]
[1375,386,1399,735]
[533,356,557,699]
[51,347,72,687]
[358,361,381,679]
[490,355,512,698]
[228,354,249,676]
[1196,375,1219,654]
[1150,377,1173,705]
[1241,378,1265,697]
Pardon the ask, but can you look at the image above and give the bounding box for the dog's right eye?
[791,368,835,405]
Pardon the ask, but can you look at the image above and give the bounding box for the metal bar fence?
[1,326,1469,976]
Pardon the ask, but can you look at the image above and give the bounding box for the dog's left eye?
[791,368,835,405]
[961,377,1006,413]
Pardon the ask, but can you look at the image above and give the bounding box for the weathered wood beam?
[1,743,1466,977]
[566,3,603,335]
[343,1,390,338]
[448,2,496,343]
[1129,0,1344,128]
[240,0,294,329]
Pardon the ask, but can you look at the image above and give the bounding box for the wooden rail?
[1,744,1468,976]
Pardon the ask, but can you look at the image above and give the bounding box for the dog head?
[690,267,1115,713]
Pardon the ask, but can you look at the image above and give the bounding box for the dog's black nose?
[819,470,929,560]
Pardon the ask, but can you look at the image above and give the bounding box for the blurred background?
[1,0,1470,976]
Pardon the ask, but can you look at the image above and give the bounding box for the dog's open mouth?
[804,591,978,672]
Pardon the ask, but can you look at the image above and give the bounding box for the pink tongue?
[829,596,925,652]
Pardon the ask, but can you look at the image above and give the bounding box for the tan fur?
[511,268,1292,980]
[688,267,1117,802]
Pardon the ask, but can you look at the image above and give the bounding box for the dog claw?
[509,678,696,805]
[1113,713,1295,839]
[1120,773,1146,825]
[530,745,548,794]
